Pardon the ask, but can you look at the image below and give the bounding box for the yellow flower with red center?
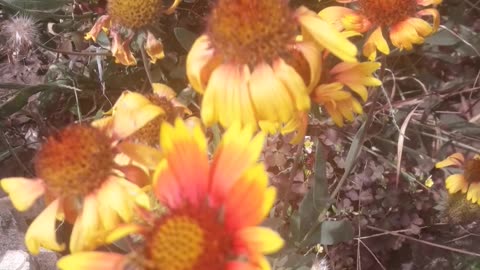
[436,153,480,205]
[187,0,358,136]
[312,61,381,126]
[57,119,283,270]
[0,91,164,254]
[85,0,181,65]
[320,0,441,60]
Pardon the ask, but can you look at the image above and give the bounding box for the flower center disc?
[145,209,231,270]
[107,0,163,29]
[207,0,297,67]
[464,158,480,184]
[34,125,114,197]
[358,0,417,26]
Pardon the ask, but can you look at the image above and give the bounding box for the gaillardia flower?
[0,92,164,254]
[187,0,358,135]
[57,119,283,270]
[311,61,381,126]
[320,0,441,60]
[436,153,480,204]
[85,0,181,65]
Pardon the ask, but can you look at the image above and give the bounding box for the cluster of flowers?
[1,0,447,269]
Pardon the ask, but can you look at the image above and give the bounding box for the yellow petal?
[445,174,468,194]
[69,194,101,252]
[0,177,45,211]
[106,224,145,243]
[296,42,322,91]
[363,27,390,61]
[297,6,358,63]
[152,83,177,99]
[467,182,480,204]
[273,58,310,112]
[237,226,284,254]
[116,141,162,170]
[435,153,464,168]
[25,199,65,255]
[110,31,137,66]
[111,91,165,140]
[186,35,216,93]
[57,252,126,270]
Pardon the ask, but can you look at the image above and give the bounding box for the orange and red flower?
[187,0,358,137]
[0,91,164,254]
[57,119,283,270]
[320,0,441,60]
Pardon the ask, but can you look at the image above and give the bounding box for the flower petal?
[70,194,101,252]
[57,252,127,270]
[0,177,45,211]
[235,226,284,255]
[186,35,217,93]
[363,27,390,61]
[25,199,65,254]
[435,153,464,168]
[445,174,468,194]
[297,6,358,63]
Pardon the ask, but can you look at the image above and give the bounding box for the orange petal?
[417,8,440,32]
[110,31,137,66]
[295,42,322,91]
[25,199,65,254]
[210,123,265,206]
[435,153,464,168]
[57,252,127,270]
[145,31,164,64]
[85,15,111,42]
[157,119,210,206]
[0,177,45,211]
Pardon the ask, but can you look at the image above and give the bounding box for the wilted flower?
[58,119,283,270]
[320,0,442,60]
[0,92,164,254]
[0,15,38,61]
[187,0,358,138]
[85,0,181,65]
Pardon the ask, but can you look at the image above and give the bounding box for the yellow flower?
[57,119,283,270]
[320,0,441,60]
[436,153,480,204]
[85,0,181,65]
[187,0,358,136]
[311,61,381,126]
[0,92,164,254]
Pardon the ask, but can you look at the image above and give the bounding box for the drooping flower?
[320,0,441,60]
[85,0,181,65]
[57,119,283,270]
[436,153,480,204]
[312,61,381,126]
[187,0,358,137]
[0,92,164,254]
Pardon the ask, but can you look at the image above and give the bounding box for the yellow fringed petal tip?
[436,153,465,168]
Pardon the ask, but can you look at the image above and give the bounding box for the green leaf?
[319,219,354,245]
[174,27,199,51]
[298,140,330,239]
[3,0,69,11]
